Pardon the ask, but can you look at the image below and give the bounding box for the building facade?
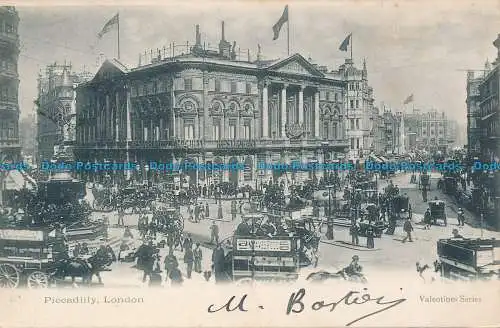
[478,34,500,163]
[0,6,20,162]
[466,71,483,155]
[342,59,376,159]
[36,63,92,164]
[74,24,353,186]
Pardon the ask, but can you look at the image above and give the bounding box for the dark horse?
[49,255,111,287]
[306,269,368,284]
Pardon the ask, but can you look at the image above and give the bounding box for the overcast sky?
[15,0,500,124]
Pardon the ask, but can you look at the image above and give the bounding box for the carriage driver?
[343,255,363,278]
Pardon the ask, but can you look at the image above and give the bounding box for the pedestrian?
[135,240,156,282]
[211,243,226,283]
[194,204,200,222]
[402,218,414,243]
[169,262,183,286]
[217,204,223,221]
[184,245,194,279]
[117,207,125,226]
[350,221,359,245]
[210,221,219,244]
[183,233,193,250]
[163,249,178,281]
[366,224,375,249]
[457,208,465,226]
[205,202,210,218]
[193,243,203,273]
[422,188,427,202]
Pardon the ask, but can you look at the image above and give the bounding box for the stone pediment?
[91,59,128,83]
[267,54,324,77]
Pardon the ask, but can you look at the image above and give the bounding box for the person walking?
[163,249,178,282]
[117,208,125,227]
[184,245,194,279]
[402,218,414,243]
[366,224,375,249]
[457,208,465,226]
[193,243,203,273]
[350,220,359,245]
[210,221,219,245]
[205,202,210,218]
[212,243,226,283]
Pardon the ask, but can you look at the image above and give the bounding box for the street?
[77,171,500,288]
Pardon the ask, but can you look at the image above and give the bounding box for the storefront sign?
[236,239,291,252]
[0,229,44,241]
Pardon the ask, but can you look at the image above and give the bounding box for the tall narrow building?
[0,6,20,161]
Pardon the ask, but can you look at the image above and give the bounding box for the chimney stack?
[221,21,225,41]
[218,20,231,59]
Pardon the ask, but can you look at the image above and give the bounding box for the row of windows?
[0,60,16,73]
[349,118,360,130]
[0,122,17,139]
[319,90,341,102]
[350,138,361,149]
[0,20,17,34]
[349,99,360,109]
[348,82,362,91]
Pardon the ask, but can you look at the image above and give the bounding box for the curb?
[320,239,379,251]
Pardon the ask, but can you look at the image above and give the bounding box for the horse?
[416,261,440,283]
[49,255,111,287]
[306,269,368,284]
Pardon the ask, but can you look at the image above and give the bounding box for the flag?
[98,13,119,38]
[403,94,414,105]
[339,33,351,51]
[272,5,289,40]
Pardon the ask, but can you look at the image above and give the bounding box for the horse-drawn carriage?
[390,195,412,220]
[357,203,385,237]
[438,176,458,195]
[0,227,57,288]
[91,186,115,212]
[418,172,430,190]
[425,200,447,226]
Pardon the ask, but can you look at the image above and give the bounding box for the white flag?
[98,13,119,38]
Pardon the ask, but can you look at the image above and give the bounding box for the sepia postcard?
[0,0,499,327]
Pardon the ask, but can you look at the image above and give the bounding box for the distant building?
[36,62,92,164]
[0,6,20,162]
[403,108,453,153]
[379,108,404,155]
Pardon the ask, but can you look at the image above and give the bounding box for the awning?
[481,111,497,121]
[379,156,389,162]
[368,154,383,163]
[3,170,29,190]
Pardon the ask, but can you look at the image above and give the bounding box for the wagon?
[0,227,59,289]
[426,200,447,226]
[390,195,412,220]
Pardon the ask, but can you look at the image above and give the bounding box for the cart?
[426,200,447,226]
[436,238,500,280]
[0,227,59,288]
[390,195,412,220]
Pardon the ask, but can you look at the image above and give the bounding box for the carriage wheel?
[0,264,20,288]
[27,271,49,289]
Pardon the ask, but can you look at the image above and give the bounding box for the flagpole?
[117,12,121,60]
[350,33,353,61]
[287,16,290,55]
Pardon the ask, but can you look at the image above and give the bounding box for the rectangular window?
[246,83,251,94]
[350,138,355,149]
[213,120,220,140]
[231,81,237,93]
[243,124,251,139]
[215,79,221,92]
[335,93,338,101]
[332,123,337,139]
[184,124,194,140]
[355,100,359,108]
[356,138,360,149]
[350,119,354,130]
[356,119,360,129]
[326,92,330,101]
[184,78,193,91]
[323,122,329,139]
[350,100,354,109]
[229,123,236,139]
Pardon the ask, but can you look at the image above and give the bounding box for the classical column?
[262,82,269,138]
[106,95,110,140]
[281,84,287,138]
[298,85,304,125]
[115,92,120,142]
[314,91,320,138]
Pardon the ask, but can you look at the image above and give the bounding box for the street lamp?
[325,184,336,240]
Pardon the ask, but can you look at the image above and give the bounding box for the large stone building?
[74,23,360,186]
[466,71,483,155]
[0,6,20,162]
[342,59,376,159]
[36,63,92,164]
[478,34,500,163]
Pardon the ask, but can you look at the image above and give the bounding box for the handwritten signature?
[208,288,406,326]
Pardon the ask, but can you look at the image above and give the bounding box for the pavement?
[80,172,500,286]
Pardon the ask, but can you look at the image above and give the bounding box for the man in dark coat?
[135,240,156,282]
[402,218,414,243]
[193,243,203,273]
[366,224,375,249]
[164,249,178,281]
[184,245,194,278]
[183,233,193,251]
[205,202,210,218]
[350,220,360,245]
[211,244,226,283]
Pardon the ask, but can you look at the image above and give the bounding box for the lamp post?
[326,184,336,240]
